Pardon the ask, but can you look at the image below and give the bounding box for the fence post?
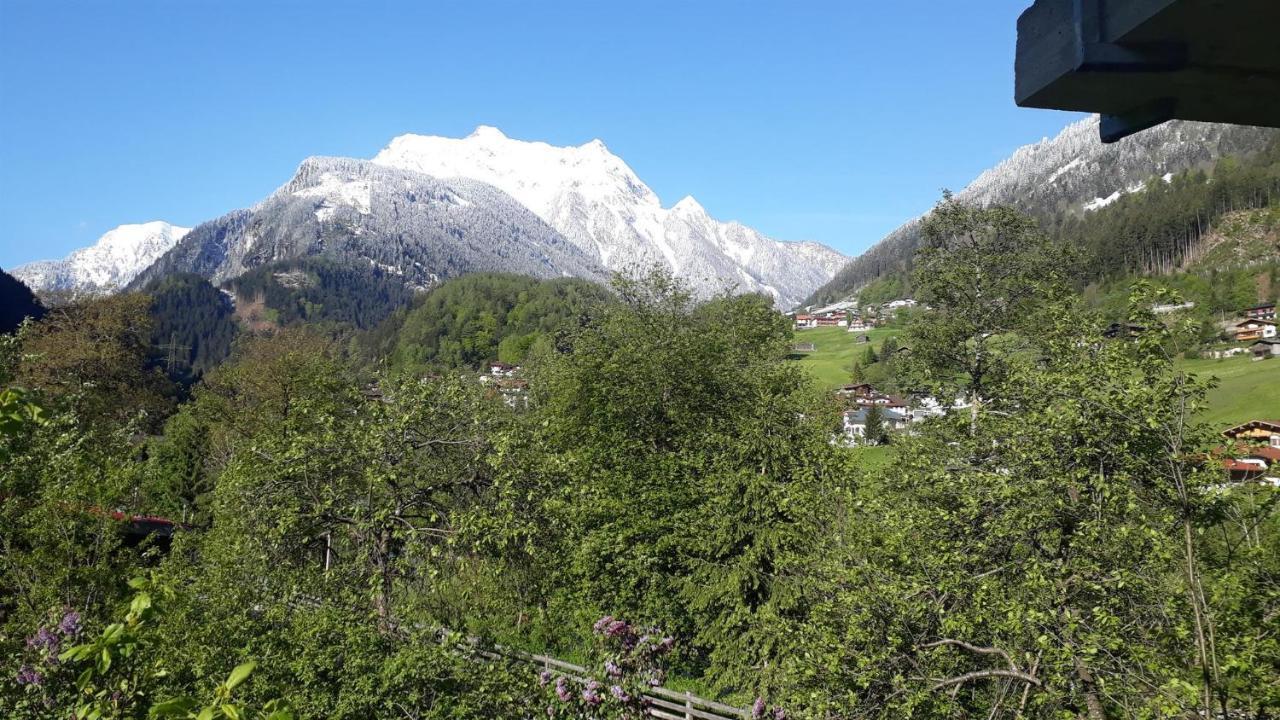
[685,691,694,720]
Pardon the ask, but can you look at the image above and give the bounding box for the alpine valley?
[13,128,849,310]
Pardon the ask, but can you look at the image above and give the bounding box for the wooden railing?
[283,590,748,719]
[445,631,749,720]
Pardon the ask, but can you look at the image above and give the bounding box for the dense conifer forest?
[226,258,418,332]
[0,268,45,334]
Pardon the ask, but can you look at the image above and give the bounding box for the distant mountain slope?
[143,273,239,381]
[225,257,417,332]
[372,126,846,308]
[806,117,1280,306]
[364,272,613,374]
[129,157,605,292]
[0,268,45,334]
[13,221,190,298]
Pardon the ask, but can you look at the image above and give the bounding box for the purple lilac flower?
[16,665,43,687]
[657,636,675,654]
[593,615,614,634]
[582,680,603,707]
[539,669,552,687]
[605,619,629,638]
[752,697,768,720]
[610,685,630,703]
[26,627,60,655]
[773,709,787,720]
[555,676,573,703]
[604,660,622,677]
[58,611,82,637]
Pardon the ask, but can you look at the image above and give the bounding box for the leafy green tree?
[14,294,174,432]
[482,272,845,694]
[373,273,610,374]
[902,195,1073,431]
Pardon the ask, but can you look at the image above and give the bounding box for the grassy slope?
[1179,355,1280,427]
[793,326,902,389]
[794,324,1279,429]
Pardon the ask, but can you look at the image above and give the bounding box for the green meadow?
[796,324,1279,430]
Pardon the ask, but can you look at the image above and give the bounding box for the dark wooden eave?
[1015,0,1280,142]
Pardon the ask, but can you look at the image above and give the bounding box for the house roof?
[1224,459,1267,474]
[1223,420,1280,438]
[1245,446,1280,463]
[1015,0,1280,142]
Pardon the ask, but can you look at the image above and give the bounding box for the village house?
[846,315,875,332]
[1244,303,1277,321]
[1220,420,1280,485]
[835,383,907,410]
[1234,319,1277,343]
[488,361,520,377]
[1252,338,1280,360]
[1206,346,1250,360]
[841,406,910,444]
[835,382,877,397]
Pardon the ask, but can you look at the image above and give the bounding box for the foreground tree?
[901,194,1074,431]
[479,271,846,695]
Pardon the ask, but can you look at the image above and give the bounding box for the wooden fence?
[284,591,748,719]
[444,630,750,720]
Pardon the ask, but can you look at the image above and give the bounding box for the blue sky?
[0,0,1085,269]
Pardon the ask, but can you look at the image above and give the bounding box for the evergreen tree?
[0,269,44,335]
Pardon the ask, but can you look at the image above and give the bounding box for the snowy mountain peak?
[672,195,706,215]
[12,221,191,297]
[372,127,844,308]
[468,125,507,140]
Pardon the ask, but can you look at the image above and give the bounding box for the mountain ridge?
[371,126,847,307]
[128,156,606,293]
[805,116,1280,306]
[13,221,191,298]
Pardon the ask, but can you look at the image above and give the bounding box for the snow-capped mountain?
[372,126,846,308]
[959,115,1275,215]
[12,221,191,298]
[805,116,1280,305]
[129,157,605,292]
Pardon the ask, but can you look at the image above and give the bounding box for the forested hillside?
[145,273,239,381]
[365,272,613,374]
[808,122,1280,305]
[227,258,417,332]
